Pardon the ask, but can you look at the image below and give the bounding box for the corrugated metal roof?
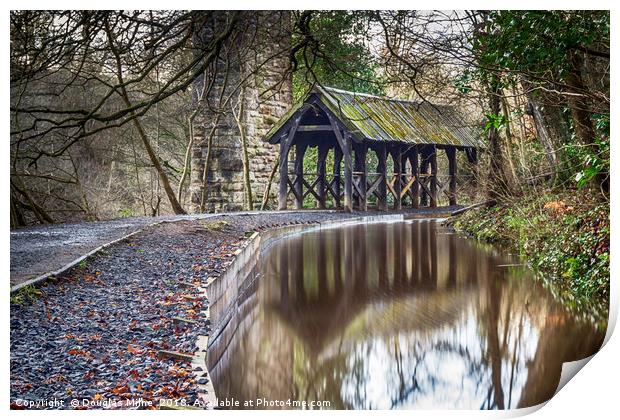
[316,86,484,148]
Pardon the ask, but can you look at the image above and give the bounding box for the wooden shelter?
[264,86,484,212]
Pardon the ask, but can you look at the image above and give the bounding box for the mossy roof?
[265,86,484,149]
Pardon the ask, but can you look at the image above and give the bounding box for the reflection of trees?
[483,262,505,409]
[209,221,605,409]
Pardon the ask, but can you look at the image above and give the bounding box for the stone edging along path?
[10,210,342,294]
[193,213,413,408]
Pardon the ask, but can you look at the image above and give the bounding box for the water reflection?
[207,221,604,409]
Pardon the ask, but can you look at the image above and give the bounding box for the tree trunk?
[106,25,186,215]
[565,52,608,191]
[522,78,571,184]
[500,93,520,188]
[487,76,512,202]
[123,99,186,215]
[260,159,279,210]
[11,179,55,224]
[178,110,197,205]
[565,53,597,154]
[233,87,254,210]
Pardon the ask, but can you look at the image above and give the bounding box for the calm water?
[207,220,604,409]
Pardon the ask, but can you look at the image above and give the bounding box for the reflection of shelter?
[264,86,484,211]
[266,222,475,356]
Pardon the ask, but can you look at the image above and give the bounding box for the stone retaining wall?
[195,213,407,406]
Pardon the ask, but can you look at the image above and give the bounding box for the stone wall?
[189,11,292,213]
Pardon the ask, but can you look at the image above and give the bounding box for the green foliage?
[11,284,42,305]
[474,11,609,79]
[452,71,473,94]
[453,188,609,319]
[118,208,134,218]
[292,11,383,100]
[483,113,507,133]
[574,114,610,188]
[470,11,609,188]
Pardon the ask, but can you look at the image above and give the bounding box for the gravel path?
[10,208,459,410]
[9,211,372,409]
[10,215,196,287]
[10,211,341,288]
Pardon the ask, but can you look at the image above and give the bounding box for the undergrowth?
[452,187,609,321]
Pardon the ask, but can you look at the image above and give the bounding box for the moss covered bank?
[450,188,609,325]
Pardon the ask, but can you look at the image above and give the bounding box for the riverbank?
[449,187,609,324]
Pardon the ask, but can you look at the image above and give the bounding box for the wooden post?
[317,143,329,209]
[446,146,457,206]
[419,147,430,207]
[377,144,388,211]
[401,151,409,207]
[360,144,368,211]
[327,113,352,212]
[278,118,301,210]
[354,142,367,211]
[333,146,343,208]
[343,134,353,212]
[410,147,419,208]
[278,140,289,210]
[392,144,402,210]
[294,143,307,209]
[430,145,437,208]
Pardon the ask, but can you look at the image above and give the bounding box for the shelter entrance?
[264,86,483,211]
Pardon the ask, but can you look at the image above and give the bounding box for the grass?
[200,220,229,231]
[10,284,43,305]
[451,187,609,322]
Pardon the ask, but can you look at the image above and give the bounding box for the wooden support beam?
[429,145,438,208]
[326,113,353,212]
[409,148,419,208]
[353,142,368,211]
[278,117,301,210]
[302,177,321,201]
[343,134,353,212]
[294,143,308,209]
[317,144,329,209]
[332,146,343,208]
[446,146,457,206]
[296,125,333,132]
[401,151,409,205]
[419,147,430,207]
[377,144,388,211]
[391,144,402,210]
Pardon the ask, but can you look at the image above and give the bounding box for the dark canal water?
[207,220,605,409]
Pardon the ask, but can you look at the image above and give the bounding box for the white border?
[3,2,617,419]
